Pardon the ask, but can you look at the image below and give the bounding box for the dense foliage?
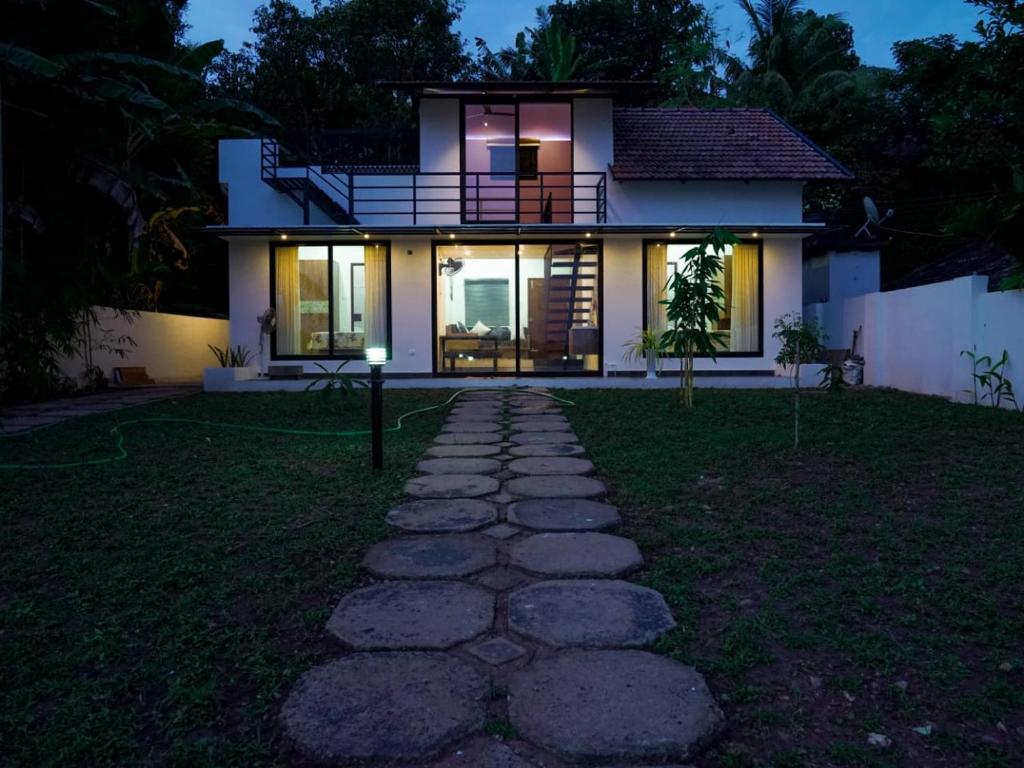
[2,0,1022,402]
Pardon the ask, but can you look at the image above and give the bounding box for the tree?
[660,227,736,408]
[0,0,275,401]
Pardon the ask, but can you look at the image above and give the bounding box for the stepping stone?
[406,474,500,498]
[443,421,502,433]
[509,432,578,445]
[458,392,506,401]
[416,458,502,475]
[508,650,722,762]
[386,499,498,532]
[508,443,586,458]
[511,420,570,432]
[280,652,487,763]
[426,444,502,458]
[435,432,503,445]
[510,533,643,577]
[430,738,538,768]
[508,457,594,476]
[474,567,528,592]
[328,581,493,649]
[465,636,527,666]
[482,523,521,540]
[363,535,497,578]
[510,405,560,415]
[449,410,502,421]
[510,414,567,424]
[506,475,606,499]
[508,580,675,647]
[507,499,621,531]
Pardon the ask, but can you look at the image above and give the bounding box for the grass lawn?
[0,390,447,767]
[565,387,1024,768]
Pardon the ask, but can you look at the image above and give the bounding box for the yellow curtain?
[275,246,301,354]
[364,244,388,349]
[730,244,758,352]
[646,244,669,336]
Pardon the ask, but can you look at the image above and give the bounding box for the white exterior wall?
[803,249,880,345]
[60,307,228,385]
[808,276,1023,402]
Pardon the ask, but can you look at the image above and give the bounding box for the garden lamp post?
[366,346,387,470]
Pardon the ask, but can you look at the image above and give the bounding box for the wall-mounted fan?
[438,257,464,277]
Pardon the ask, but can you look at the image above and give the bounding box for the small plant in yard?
[818,362,847,394]
[305,361,368,397]
[623,328,662,378]
[208,344,255,368]
[661,227,735,408]
[961,348,1019,409]
[773,313,827,447]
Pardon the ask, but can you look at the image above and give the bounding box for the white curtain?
[364,244,388,349]
[730,244,758,352]
[275,246,301,354]
[646,245,669,336]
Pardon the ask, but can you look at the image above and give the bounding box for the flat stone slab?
[435,432,503,445]
[511,420,572,432]
[508,443,586,458]
[509,431,578,445]
[507,499,621,531]
[328,581,494,649]
[416,457,502,475]
[406,474,501,498]
[426,444,503,458]
[386,499,498,532]
[362,535,497,578]
[510,405,561,415]
[506,475,606,499]
[510,414,567,424]
[443,421,503,433]
[508,457,594,476]
[465,636,527,666]
[508,580,675,647]
[510,533,643,577]
[482,523,521,540]
[508,650,722,762]
[281,652,487,762]
[430,738,538,768]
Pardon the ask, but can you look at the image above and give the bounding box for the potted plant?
[203,344,257,391]
[623,329,662,379]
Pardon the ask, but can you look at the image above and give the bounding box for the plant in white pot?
[624,329,662,379]
[203,344,257,391]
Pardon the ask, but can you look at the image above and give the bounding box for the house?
[210,81,851,380]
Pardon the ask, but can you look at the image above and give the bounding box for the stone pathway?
[0,386,199,433]
[280,389,723,766]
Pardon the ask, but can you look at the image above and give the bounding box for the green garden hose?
[0,387,575,471]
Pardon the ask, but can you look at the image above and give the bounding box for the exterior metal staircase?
[542,243,599,359]
[260,139,357,225]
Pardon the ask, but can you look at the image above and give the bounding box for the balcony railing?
[260,139,606,226]
[347,170,607,225]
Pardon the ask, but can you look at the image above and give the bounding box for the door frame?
[430,238,603,377]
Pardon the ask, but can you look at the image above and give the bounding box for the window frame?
[268,240,392,361]
[641,237,765,359]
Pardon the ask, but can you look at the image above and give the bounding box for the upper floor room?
[218,80,851,232]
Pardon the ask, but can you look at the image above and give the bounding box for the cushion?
[470,320,492,336]
[457,321,469,333]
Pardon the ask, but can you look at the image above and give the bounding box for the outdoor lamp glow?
[366,347,387,366]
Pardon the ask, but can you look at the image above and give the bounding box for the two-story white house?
[210,80,851,380]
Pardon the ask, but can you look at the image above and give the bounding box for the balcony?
[260,139,607,227]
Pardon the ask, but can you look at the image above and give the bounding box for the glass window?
[646,241,760,354]
[273,243,389,358]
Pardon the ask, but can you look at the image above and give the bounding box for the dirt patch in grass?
[567,388,1024,768]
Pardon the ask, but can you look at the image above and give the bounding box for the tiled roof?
[611,107,853,181]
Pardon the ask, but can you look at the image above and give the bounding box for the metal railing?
[261,139,607,225]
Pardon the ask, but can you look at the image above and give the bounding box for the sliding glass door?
[435,241,601,375]
[462,102,573,223]
[271,242,390,359]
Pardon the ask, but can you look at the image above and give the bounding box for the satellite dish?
[855,196,894,238]
[438,257,464,277]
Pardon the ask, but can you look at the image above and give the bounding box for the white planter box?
[203,365,257,392]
